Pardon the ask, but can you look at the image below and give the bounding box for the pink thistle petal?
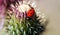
[0,18,5,30]
[0,0,3,5]
[0,5,6,30]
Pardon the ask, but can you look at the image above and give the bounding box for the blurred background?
[39,0,60,35]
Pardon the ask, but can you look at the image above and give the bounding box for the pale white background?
[38,0,60,35]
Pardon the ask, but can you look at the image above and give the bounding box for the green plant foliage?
[5,11,45,35]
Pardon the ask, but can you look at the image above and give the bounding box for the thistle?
[4,4,45,35]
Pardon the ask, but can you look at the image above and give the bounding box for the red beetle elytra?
[27,9,35,17]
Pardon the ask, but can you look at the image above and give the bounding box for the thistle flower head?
[16,4,35,19]
[0,0,23,9]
